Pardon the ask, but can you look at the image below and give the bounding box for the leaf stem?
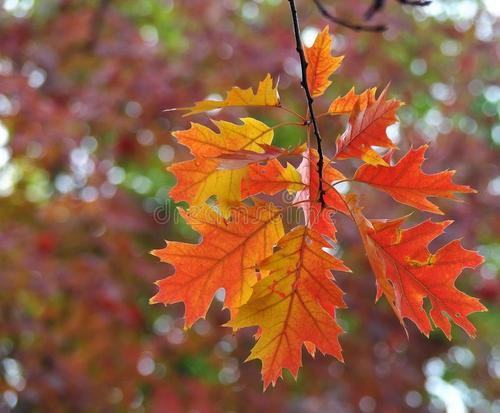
[279,105,307,121]
[331,178,353,187]
[287,0,326,206]
[321,179,357,222]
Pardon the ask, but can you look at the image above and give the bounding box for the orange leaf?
[305,26,344,97]
[328,86,377,115]
[353,207,485,338]
[242,159,303,198]
[335,86,403,166]
[150,201,284,327]
[354,145,475,214]
[228,226,349,388]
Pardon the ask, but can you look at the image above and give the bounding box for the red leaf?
[354,145,475,214]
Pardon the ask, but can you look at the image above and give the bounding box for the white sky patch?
[483,0,500,17]
[0,122,9,146]
[302,26,320,48]
[205,93,223,117]
[386,124,401,144]
[487,176,500,196]
[334,180,350,194]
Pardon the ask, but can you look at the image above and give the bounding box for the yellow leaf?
[182,74,280,116]
[173,118,274,157]
[169,160,247,218]
[170,118,275,217]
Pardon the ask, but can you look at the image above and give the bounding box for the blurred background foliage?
[0,0,499,412]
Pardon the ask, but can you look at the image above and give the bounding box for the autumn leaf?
[352,206,485,338]
[228,226,349,388]
[242,159,303,197]
[151,201,284,327]
[180,74,280,116]
[169,160,246,218]
[354,145,475,214]
[335,86,403,166]
[169,118,274,216]
[293,149,349,238]
[328,86,377,115]
[305,26,344,97]
[173,118,274,157]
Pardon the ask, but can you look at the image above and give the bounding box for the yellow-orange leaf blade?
[169,118,275,216]
[353,207,485,338]
[151,201,284,327]
[354,145,475,214]
[229,226,349,388]
[305,26,344,97]
[335,86,403,166]
[169,159,246,218]
[173,118,274,157]
[182,74,280,116]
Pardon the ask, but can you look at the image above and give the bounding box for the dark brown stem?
[287,0,326,206]
[87,0,111,50]
[365,0,431,20]
[312,0,386,32]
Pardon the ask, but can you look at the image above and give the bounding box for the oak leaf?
[151,201,284,327]
[305,26,344,97]
[173,118,274,157]
[181,74,280,116]
[354,145,475,214]
[229,226,349,388]
[328,86,377,115]
[169,118,274,216]
[335,86,403,166]
[242,159,303,197]
[353,207,485,338]
[169,160,246,218]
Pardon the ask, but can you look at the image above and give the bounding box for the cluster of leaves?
[151,26,485,388]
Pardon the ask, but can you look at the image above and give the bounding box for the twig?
[312,0,386,32]
[287,0,326,206]
[87,0,111,50]
[365,0,431,20]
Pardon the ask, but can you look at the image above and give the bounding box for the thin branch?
[312,0,386,32]
[398,0,432,5]
[363,0,385,20]
[365,0,431,20]
[87,0,111,50]
[287,0,326,206]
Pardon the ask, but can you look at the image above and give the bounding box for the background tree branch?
[313,0,432,32]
